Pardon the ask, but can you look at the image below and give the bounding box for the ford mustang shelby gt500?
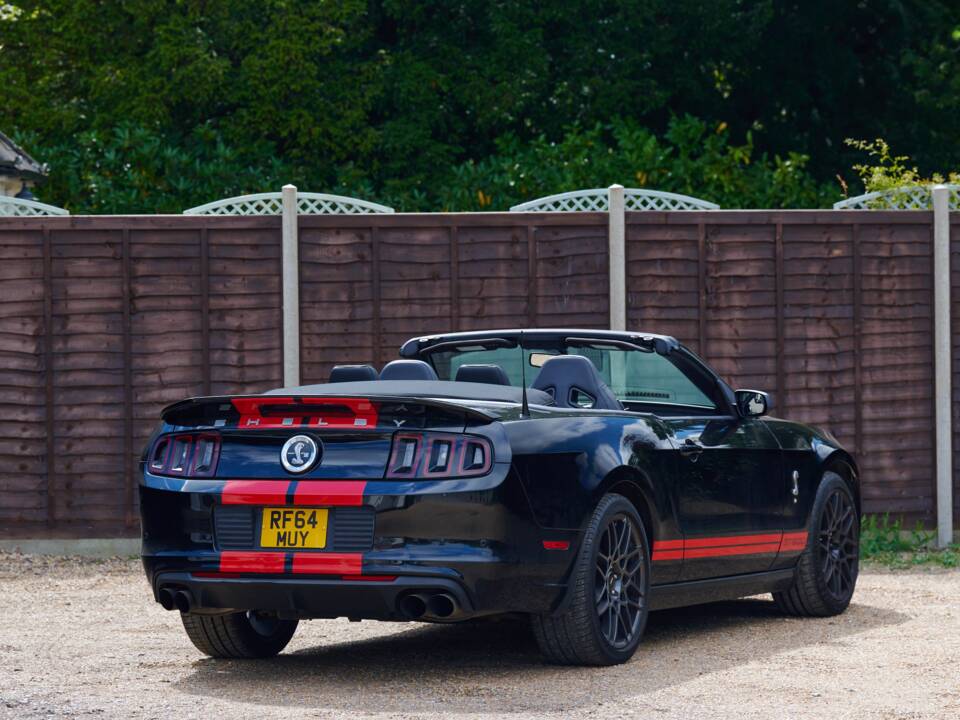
[140,328,860,666]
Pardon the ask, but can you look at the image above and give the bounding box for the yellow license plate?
[260,508,328,549]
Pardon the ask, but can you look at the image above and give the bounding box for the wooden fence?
[0,210,955,537]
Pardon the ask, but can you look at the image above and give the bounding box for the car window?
[594,348,716,409]
[432,346,551,386]
[427,342,716,411]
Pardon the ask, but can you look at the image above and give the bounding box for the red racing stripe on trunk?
[221,480,290,505]
[291,552,363,575]
[219,551,286,573]
[293,480,367,506]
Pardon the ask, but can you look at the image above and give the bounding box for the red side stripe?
[778,531,809,552]
[293,480,367,506]
[219,551,286,574]
[291,552,362,575]
[652,531,809,562]
[683,532,783,549]
[221,480,290,505]
[653,539,684,550]
[683,542,782,559]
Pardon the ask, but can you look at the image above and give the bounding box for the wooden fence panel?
[48,229,128,531]
[299,226,376,384]
[0,211,952,536]
[534,223,609,328]
[455,225,532,331]
[207,227,283,394]
[856,222,935,515]
[0,228,47,528]
[625,222,702,352]
[779,223,857,451]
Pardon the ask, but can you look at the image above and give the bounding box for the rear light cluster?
[386,432,493,479]
[148,433,221,478]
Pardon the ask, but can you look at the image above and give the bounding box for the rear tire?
[532,493,650,666]
[774,472,859,617]
[180,611,298,658]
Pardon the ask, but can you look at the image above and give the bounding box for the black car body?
[140,329,860,665]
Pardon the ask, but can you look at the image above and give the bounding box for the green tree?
[2,1,959,212]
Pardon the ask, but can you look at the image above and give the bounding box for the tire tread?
[180,611,298,659]
[774,473,858,618]
[532,493,650,666]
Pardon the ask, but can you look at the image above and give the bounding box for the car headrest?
[531,355,622,411]
[328,364,379,383]
[454,364,511,386]
[379,359,439,381]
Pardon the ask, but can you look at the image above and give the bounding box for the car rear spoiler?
[161,393,497,430]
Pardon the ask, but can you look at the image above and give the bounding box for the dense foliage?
[2,1,959,212]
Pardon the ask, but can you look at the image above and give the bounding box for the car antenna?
[519,330,530,419]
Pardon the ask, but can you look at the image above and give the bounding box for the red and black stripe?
[652,530,809,562]
[214,479,369,578]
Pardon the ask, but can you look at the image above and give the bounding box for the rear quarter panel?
[503,411,679,542]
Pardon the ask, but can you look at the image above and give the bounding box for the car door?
[609,346,786,582]
[661,415,785,581]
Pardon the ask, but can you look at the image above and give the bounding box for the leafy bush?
[405,116,834,211]
[861,514,958,569]
[16,115,835,214]
[18,123,292,214]
[6,1,960,214]
[842,138,960,207]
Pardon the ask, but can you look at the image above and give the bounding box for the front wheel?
[532,493,651,665]
[774,471,859,616]
[181,610,298,658]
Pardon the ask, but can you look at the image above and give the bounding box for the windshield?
[426,341,717,411]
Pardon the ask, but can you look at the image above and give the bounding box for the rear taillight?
[386,432,492,479]
[147,433,221,477]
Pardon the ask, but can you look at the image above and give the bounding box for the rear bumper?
[140,465,578,619]
[153,572,474,621]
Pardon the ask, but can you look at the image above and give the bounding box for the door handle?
[679,437,703,460]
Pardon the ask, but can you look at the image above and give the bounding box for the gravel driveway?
[0,552,957,719]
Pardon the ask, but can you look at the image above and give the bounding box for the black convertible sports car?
[140,328,860,666]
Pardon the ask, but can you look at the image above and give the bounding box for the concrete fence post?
[281,184,300,388]
[932,184,953,547]
[608,184,626,330]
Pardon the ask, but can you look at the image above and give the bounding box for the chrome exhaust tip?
[426,593,457,618]
[157,587,176,611]
[398,593,427,619]
[173,589,192,613]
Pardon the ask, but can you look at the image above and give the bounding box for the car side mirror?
[735,390,771,417]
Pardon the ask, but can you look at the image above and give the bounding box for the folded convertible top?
[266,379,553,406]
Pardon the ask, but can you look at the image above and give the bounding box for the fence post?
[281,184,300,387]
[932,184,953,547]
[608,184,626,330]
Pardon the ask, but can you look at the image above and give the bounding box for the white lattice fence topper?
[0,196,69,216]
[510,187,718,212]
[184,191,394,215]
[833,184,960,210]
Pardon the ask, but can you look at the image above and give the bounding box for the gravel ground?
[0,552,957,720]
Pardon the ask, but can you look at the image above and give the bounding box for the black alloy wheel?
[774,471,859,617]
[532,493,651,665]
[818,487,858,602]
[595,513,646,649]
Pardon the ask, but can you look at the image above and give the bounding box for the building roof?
[0,131,46,181]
